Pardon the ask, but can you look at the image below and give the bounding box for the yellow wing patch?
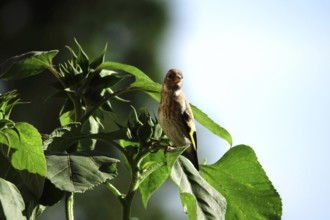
[189,129,197,151]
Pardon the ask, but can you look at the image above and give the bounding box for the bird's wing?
[181,103,197,151]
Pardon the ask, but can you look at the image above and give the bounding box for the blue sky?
[159,1,330,219]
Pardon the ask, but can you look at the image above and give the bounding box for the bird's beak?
[174,75,182,84]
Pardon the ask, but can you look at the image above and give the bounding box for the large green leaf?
[0,122,46,177]
[201,145,282,220]
[0,178,26,220]
[97,61,161,93]
[171,156,227,220]
[46,151,119,193]
[138,151,168,208]
[97,62,232,146]
[44,123,129,152]
[0,50,58,80]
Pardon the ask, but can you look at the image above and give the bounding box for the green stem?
[104,145,142,220]
[122,168,139,220]
[105,169,139,220]
[47,65,62,80]
[121,146,151,220]
[65,193,74,220]
[105,182,122,198]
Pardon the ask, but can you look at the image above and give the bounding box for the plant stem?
[65,192,74,220]
[105,181,136,220]
[105,182,122,198]
[122,169,139,220]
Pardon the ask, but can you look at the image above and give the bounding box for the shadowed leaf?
[0,50,58,80]
[171,156,227,220]
[46,151,119,193]
[0,178,26,220]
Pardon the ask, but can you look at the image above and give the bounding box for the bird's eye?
[168,73,175,79]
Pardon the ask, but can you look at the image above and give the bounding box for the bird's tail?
[182,146,199,171]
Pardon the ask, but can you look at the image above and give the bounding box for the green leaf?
[59,110,75,126]
[24,201,46,220]
[43,123,81,151]
[46,151,119,193]
[139,151,168,208]
[38,179,65,206]
[153,124,162,140]
[74,39,89,73]
[79,115,99,151]
[180,193,198,220]
[0,122,46,177]
[166,146,188,171]
[191,104,232,146]
[44,123,131,152]
[0,153,45,200]
[0,90,22,120]
[171,156,227,220]
[201,145,282,220]
[90,43,108,69]
[0,178,26,220]
[97,61,161,93]
[19,170,45,199]
[0,50,58,80]
[65,45,77,61]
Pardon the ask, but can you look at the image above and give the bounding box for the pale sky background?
[158,1,330,219]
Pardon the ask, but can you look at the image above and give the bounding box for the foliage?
[0,40,282,220]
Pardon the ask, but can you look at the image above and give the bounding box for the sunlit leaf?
[139,151,168,208]
[97,61,161,93]
[59,110,75,126]
[201,145,282,220]
[0,122,46,177]
[191,104,232,146]
[180,193,197,220]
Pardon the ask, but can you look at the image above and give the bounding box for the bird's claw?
[165,146,176,152]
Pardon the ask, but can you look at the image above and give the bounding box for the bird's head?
[163,69,183,91]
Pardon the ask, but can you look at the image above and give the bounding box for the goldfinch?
[158,69,199,170]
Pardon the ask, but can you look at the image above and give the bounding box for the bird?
[158,69,199,171]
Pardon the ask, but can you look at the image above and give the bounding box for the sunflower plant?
[0,40,282,220]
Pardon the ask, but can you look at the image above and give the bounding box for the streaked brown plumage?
[158,69,199,170]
